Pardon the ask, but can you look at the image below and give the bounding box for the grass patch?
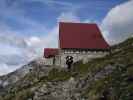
[3,89,34,100]
[48,68,71,81]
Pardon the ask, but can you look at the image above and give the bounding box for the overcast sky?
[0,0,133,75]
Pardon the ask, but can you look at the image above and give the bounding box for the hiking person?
[66,56,73,71]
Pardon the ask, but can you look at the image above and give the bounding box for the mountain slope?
[0,37,133,100]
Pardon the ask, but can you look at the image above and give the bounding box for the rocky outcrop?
[0,37,133,100]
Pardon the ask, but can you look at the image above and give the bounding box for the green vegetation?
[3,89,34,100]
[0,37,133,100]
[48,68,71,81]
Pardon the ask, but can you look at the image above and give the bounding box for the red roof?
[44,48,59,58]
[59,22,110,50]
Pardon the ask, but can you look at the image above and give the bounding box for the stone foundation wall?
[44,56,61,66]
[44,50,109,67]
[59,51,108,67]
[44,58,54,65]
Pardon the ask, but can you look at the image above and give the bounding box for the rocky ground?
[0,37,133,100]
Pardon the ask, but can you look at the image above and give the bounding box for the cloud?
[0,35,31,75]
[57,12,80,22]
[101,0,133,44]
[0,34,27,48]
[0,63,22,76]
[0,0,50,75]
[0,23,58,76]
[0,44,21,55]
[30,0,82,13]
[38,0,73,7]
[0,0,48,36]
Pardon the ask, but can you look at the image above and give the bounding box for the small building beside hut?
[44,22,110,67]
